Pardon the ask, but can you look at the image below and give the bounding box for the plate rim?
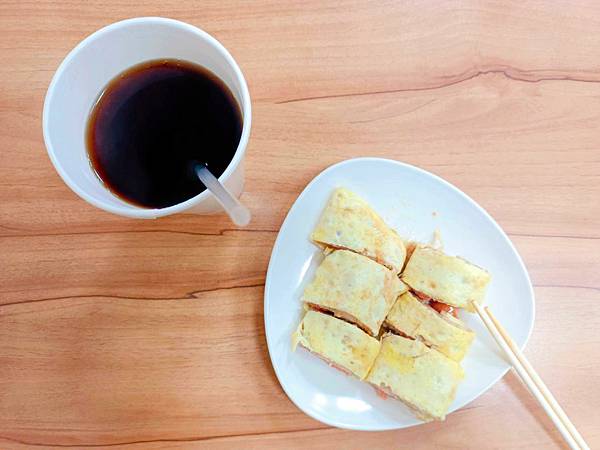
[264,157,536,430]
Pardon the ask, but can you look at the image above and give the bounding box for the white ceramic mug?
[43,17,251,219]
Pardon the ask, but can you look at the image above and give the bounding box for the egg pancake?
[385,292,475,361]
[303,250,407,336]
[402,245,491,312]
[311,188,407,273]
[292,310,381,380]
[366,333,464,421]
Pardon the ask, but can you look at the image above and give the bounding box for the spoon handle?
[195,165,251,226]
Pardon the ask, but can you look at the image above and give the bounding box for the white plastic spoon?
[194,164,251,226]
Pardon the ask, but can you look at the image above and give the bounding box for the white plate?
[264,157,535,430]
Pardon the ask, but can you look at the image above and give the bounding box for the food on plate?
[311,188,407,273]
[385,292,475,362]
[292,310,381,379]
[402,245,491,312]
[293,187,491,422]
[366,333,464,421]
[302,249,408,336]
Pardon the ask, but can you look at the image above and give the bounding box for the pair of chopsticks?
[473,303,589,450]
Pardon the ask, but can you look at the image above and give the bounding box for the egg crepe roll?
[292,310,381,379]
[385,292,475,361]
[402,245,491,312]
[311,188,407,273]
[303,250,407,336]
[366,333,464,421]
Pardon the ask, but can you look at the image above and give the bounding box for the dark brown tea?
[86,59,242,208]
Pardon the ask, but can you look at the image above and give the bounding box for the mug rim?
[42,16,252,219]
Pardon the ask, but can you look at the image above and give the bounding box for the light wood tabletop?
[1,1,599,448]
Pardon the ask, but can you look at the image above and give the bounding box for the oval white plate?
[264,157,534,430]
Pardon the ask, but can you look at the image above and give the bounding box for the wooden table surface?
[1,1,599,448]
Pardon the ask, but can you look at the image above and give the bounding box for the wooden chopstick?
[483,306,590,450]
[472,302,589,450]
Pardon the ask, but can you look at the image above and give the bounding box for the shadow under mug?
[43,17,252,219]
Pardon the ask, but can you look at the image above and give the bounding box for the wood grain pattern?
[1,0,599,448]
